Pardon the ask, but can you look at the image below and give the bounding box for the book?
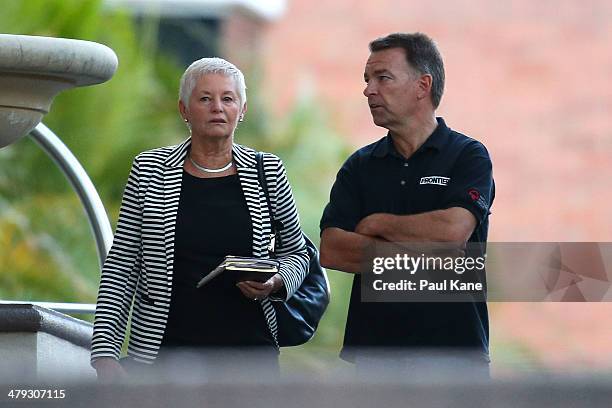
[196,255,279,288]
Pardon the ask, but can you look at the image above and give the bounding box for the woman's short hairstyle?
[179,57,247,107]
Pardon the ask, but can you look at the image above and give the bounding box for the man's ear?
[417,74,433,101]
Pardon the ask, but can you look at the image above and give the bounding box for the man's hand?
[93,358,128,382]
[237,273,284,300]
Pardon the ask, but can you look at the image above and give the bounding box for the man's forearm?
[320,228,381,274]
[356,208,476,243]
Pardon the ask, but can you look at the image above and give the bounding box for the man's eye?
[379,75,391,80]
[223,97,234,102]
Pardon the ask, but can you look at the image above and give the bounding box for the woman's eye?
[223,97,233,102]
[200,96,210,101]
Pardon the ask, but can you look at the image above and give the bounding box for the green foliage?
[0,0,185,304]
[0,0,354,369]
[0,195,94,301]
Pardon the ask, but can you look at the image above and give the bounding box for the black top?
[162,172,276,349]
[320,117,495,361]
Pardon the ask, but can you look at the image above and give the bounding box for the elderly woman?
[91,58,308,379]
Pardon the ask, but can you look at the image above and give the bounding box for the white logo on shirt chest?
[419,176,450,186]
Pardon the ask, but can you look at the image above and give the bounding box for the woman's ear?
[178,99,188,121]
[239,102,248,121]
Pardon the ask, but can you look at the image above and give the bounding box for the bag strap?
[256,152,283,250]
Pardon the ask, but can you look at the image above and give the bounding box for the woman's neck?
[189,134,233,168]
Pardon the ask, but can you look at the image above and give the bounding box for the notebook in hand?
[196,255,279,288]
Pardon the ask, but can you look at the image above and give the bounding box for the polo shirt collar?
[372,117,450,158]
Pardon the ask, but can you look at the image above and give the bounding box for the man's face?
[363,48,422,130]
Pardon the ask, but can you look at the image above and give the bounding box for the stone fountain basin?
[0,34,118,148]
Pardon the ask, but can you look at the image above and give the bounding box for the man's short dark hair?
[369,33,445,109]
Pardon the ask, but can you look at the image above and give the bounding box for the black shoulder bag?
[256,152,330,346]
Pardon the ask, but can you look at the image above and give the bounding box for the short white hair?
[179,57,247,107]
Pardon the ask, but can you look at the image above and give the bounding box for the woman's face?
[180,73,246,140]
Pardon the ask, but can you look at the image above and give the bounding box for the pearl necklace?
[189,155,233,173]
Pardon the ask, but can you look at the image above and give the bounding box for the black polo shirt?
[320,117,495,362]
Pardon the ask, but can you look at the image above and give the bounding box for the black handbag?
[256,152,330,346]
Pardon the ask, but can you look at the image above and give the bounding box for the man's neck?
[388,114,438,159]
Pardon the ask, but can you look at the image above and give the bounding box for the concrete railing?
[0,304,95,382]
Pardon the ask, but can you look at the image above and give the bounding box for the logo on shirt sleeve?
[468,188,480,201]
[468,188,488,211]
[419,176,450,186]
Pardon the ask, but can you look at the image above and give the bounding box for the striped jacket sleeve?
[90,157,143,363]
[267,156,309,300]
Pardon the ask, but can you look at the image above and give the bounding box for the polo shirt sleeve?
[320,153,362,233]
[440,141,494,225]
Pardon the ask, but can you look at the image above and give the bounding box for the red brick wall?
[220,8,267,75]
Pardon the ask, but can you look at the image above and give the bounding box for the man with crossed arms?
[320,32,495,374]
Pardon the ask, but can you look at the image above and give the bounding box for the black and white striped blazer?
[91,138,309,364]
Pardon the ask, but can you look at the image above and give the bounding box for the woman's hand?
[93,358,128,382]
[237,273,284,301]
